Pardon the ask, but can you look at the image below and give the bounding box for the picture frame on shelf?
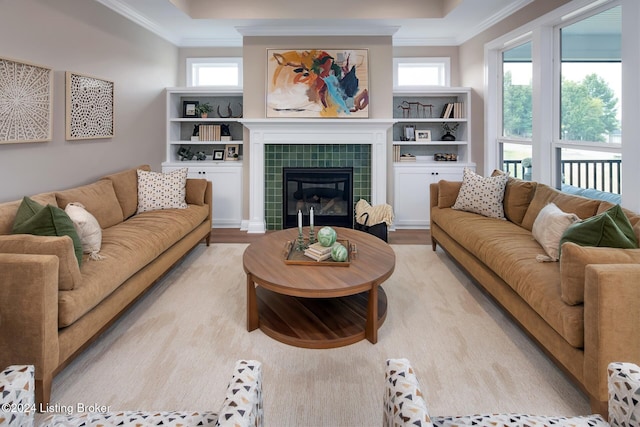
[183,101,199,118]
[213,149,225,161]
[416,130,431,142]
[403,125,415,141]
[225,144,239,161]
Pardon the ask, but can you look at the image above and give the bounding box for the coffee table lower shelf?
[255,286,388,349]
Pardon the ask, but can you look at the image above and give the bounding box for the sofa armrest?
[0,365,35,427]
[0,254,60,407]
[216,360,263,427]
[608,362,640,426]
[584,264,640,408]
[384,359,433,427]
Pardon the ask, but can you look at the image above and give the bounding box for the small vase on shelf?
[441,132,456,141]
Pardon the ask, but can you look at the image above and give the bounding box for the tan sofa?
[430,178,640,415]
[0,165,212,407]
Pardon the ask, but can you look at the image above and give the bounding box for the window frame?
[393,57,450,90]
[186,57,243,89]
[485,0,622,190]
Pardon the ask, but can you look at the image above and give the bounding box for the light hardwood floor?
[210,228,430,245]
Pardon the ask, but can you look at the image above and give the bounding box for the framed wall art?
[0,56,53,144]
[266,48,369,118]
[66,71,114,140]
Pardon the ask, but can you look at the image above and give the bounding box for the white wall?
[0,0,179,202]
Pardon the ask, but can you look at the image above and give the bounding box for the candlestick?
[298,210,302,234]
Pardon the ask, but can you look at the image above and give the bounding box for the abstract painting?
[0,56,53,144]
[267,49,369,118]
[66,71,114,140]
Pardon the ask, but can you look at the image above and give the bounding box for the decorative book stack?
[304,242,335,261]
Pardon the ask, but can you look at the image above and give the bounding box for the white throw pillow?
[65,202,104,260]
[452,168,509,219]
[137,168,188,213]
[532,203,580,262]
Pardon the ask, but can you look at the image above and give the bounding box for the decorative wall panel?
[66,71,114,140]
[0,57,53,144]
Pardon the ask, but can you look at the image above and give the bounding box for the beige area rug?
[47,243,590,426]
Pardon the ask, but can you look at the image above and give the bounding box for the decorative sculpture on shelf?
[178,146,195,161]
[398,100,434,118]
[195,151,207,161]
[216,102,243,118]
[221,123,231,137]
[192,124,199,136]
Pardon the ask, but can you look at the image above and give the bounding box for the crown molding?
[94,0,181,45]
[454,0,534,45]
[236,25,400,37]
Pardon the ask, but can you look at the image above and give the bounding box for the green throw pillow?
[12,197,83,266]
[559,204,638,254]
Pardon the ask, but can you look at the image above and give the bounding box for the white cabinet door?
[163,164,242,228]
[393,164,468,229]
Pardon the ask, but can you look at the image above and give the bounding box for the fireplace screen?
[283,167,354,229]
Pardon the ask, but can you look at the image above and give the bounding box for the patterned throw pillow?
[452,168,509,219]
[136,168,188,214]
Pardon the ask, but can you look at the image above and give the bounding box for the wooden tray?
[284,239,352,266]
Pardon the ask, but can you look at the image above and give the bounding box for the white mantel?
[240,119,394,233]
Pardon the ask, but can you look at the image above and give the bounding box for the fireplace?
[283,167,354,229]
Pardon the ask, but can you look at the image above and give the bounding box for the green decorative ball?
[331,243,349,262]
[317,226,337,247]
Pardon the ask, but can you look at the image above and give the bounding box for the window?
[557,6,621,195]
[393,58,450,89]
[500,41,533,180]
[487,0,624,201]
[187,58,243,88]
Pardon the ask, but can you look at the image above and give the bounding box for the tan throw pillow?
[65,202,104,260]
[0,234,82,291]
[185,179,207,206]
[532,203,580,262]
[452,168,508,219]
[560,242,640,305]
[137,168,188,213]
[437,180,462,208]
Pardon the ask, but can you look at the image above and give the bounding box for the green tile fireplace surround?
[264,144,372,230]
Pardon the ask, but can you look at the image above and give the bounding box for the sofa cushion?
[560,204,638,253]
[437,180,462,208]
[12,197,83,267]
[452,168,508,219]
[504,178,537,226]
[431,207,585,348]
[560,242,640,305]
[56,180,124,229]
[521,183,601,232]
[185,179,207,206]
[532,203,580,262]
[0,234,82,291]
[136,168,188,213]
[58,204,208,327]
[0,192,57,236]
[101,165,151,219]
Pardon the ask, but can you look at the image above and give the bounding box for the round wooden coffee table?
[243,227,395,349]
